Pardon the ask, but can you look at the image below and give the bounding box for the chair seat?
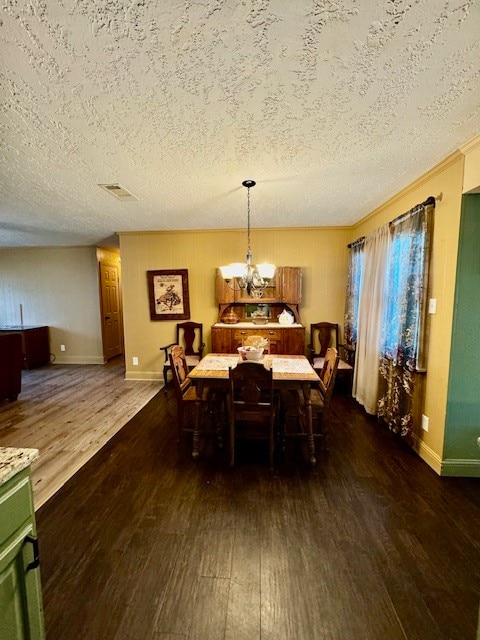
[185,355,200,369]
[182,384,209,403]
[313,356,352,371]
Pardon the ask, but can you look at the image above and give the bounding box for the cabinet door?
[283,328,306,355]
[280,267,302,303]
[0,524,45,640]
[211,327,233,353]
[215,269,237,304]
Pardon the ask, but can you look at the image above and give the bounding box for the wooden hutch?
[211,267,306,355]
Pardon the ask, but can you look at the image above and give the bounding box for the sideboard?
[211,322,306,355]
[0,326,50,369]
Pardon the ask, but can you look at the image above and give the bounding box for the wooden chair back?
[318,347,340,408]
[309,322,339,358]
[308,322,354,394]
[169,345,191,398]
[176,321,204,358]
[228,362,276,468]
[160,321,205,392]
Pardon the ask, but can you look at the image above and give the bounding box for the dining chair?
[160,321,205,392]
[227,361,277,469]
[169,344,225,451]
[281,347,339,451]
[308,322,354,393]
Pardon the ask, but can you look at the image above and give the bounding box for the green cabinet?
[0,466,45,640]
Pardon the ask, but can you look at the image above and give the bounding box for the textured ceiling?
[1,0,479,247]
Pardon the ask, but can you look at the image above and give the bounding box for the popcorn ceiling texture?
[0,0,479,246]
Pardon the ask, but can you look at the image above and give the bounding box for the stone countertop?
[213,322,303,328]
[0,447,39,486]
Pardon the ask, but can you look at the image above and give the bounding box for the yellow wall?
[461,135,480,194]
[119,227,351,380]
[350,152,465,472]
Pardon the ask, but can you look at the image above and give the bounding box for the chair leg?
[269,419,274,470]
[229,417,235,466]
[163,365,170,394]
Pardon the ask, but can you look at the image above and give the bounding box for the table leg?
[302,383,316,466]
[192,381,204,459]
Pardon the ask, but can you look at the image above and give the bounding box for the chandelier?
[220,180,276,298]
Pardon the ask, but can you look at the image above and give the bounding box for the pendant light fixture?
[220,180,276,298]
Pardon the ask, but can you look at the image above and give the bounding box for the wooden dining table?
[187,353,321,465]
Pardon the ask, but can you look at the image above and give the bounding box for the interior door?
[100,264,123,361]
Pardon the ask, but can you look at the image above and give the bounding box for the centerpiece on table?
[237,336,269,361]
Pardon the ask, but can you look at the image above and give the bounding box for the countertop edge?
[213,322,304,328]
[0,447,39,486]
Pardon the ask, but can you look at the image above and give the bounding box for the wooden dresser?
[0,326,50,369]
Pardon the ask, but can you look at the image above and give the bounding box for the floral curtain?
[344,237,364,350]
[377,200,434,440]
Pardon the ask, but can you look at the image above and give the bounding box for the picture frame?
[147,269,190,321]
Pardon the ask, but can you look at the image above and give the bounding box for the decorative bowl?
[237,346,264,361]
[252,316,269,325]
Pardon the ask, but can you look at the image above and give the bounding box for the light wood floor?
[0,358,160,509]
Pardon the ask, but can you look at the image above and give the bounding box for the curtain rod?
[347,193,440,248]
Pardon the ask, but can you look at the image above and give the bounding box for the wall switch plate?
[132,356,139,366]
[421,414,429,432]
[60,344,66,352]
[428,298,437,314]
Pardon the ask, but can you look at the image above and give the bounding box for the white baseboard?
[412,434,442,475]
[53,355,105,365]
[125,370,163,382]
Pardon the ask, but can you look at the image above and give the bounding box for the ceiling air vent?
[98,183,138,201]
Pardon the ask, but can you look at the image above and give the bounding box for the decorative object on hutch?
[219,180,276,298]
[221,307,239,324]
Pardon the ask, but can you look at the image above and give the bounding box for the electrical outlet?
[428,298,437,314]
[132,356,139,366]
[477,437,480,448]
[421,414,429,432]
[60,344,66,352]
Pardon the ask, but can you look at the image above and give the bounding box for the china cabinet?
[213,266,305,355]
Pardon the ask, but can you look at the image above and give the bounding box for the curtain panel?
[344,237,364,350]
[377,201,434,439]
[353,226,390,414]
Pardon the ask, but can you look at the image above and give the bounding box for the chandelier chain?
[246,185,251,255]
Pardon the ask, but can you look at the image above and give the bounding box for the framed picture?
[147,269,190,321]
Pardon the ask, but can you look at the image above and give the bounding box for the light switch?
[428,298,437,314]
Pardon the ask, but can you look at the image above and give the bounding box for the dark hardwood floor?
[36,388,480,640]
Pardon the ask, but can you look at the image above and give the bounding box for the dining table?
[187,353,321,465]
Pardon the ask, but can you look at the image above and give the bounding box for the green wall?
[443,194,480,475]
